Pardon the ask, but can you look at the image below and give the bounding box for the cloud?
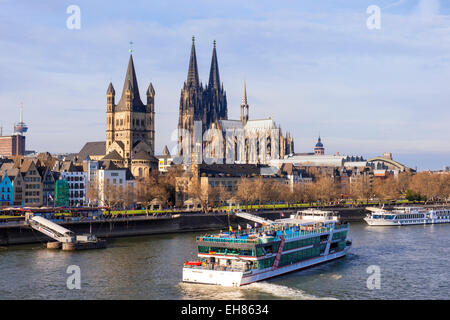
[0,1,449,170]
[415,0,440,16]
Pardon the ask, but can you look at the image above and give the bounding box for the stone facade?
[104,54,158,178]
[177,38,294,165]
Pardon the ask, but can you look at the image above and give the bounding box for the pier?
[25,213,106,250]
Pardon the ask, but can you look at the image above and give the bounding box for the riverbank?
[0,207,366,246]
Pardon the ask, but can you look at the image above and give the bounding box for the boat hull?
[364,217,450,226]
[182,246,350,287]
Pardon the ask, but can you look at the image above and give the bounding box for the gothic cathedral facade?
[177,38,294,165]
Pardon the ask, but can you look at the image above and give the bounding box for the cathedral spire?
[186,36,200,88]
[242,80,247,105]
[208,40,220,90]
[240,81,249,125]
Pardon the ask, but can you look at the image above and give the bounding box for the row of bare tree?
[87,169,450,210]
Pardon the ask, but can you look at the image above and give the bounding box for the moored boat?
[364,206,450,226]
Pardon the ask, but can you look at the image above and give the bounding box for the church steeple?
[240,81,249,125]
[187,36,200,88]
[116,54,145,111]
[208,40,220,90]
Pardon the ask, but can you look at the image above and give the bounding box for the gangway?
[25,213,75,243]
[234,211,275,226]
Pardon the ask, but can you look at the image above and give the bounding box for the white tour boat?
[182,209,352,287]
[364,206,450,226]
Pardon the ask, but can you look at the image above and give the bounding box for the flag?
[238,225,242,231]
[48,193,54,201]
[246,224,252,229]
[254,222,258,228]
[229,226,233,232]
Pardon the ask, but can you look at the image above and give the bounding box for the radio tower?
[14,103,28,136]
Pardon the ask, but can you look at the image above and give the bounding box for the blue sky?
[0,0,449,170]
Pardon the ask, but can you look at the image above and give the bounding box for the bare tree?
[236,177,256,208]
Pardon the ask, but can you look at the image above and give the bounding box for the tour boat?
[364,206,450,226]
[182,209,352,287]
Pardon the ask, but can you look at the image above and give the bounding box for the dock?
[25,213,106,251]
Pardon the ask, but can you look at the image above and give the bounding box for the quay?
[0,207,367,246]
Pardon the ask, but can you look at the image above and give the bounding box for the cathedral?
[103,54,158,177]
[177,38,294,165]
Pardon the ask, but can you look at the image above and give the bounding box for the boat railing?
[184,264,247,273]
[197,225,343,243]
[197,236,259,244]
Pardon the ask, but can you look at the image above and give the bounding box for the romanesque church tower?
[105,54,157,177]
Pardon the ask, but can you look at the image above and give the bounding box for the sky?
[0,0,449,171]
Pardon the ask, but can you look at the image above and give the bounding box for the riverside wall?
[0,207,367,246]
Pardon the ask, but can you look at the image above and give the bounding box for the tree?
[187,177,210,214]
[86,180,99,207]
[236,177,256,208]
[311,176,339,206]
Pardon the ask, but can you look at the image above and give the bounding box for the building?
[55,180,69,207]
[75,54,159,178]
[0,173,13,206]
[175,163,306,206]
[0,103,28,157]
[42,168,59,206]
[94,160,135,206]
[156,145,174,172]
[59,162,87,207]
[104,54,158,178]
[314,136,325,155]
[270,154,367,168]
[20,160,43,207]
[367,153,414,176]
[176,38,294,165]
[0,135,26,157]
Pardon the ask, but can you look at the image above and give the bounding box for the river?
[1,222,449,299]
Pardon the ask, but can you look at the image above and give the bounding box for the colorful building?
[0,173,14,206]
[55,179,69,207]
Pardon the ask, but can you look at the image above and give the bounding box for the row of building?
[0,153,136,207]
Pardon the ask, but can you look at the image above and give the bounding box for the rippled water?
[1,222,449,299]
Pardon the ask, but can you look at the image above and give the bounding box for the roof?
[78,141,106,161]
[198,164,264,177]
[115,55,146,112]
[99,160,120,171]
[245,119,277,130]
[102,150,123,161]
[220,120,244,130]
[132,150,154,161]
[162,145,170,156]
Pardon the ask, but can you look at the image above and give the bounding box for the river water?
[1,222,449,300]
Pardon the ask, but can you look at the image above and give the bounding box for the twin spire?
[187,36,200,88]
[187,37,221,91]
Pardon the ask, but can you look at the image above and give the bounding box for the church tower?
[178,37,206,157]
[205,40,227,126]
[105,53,156,167]
[178,38,204,131]
[314,136,324,155]
[240,81,249,125]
